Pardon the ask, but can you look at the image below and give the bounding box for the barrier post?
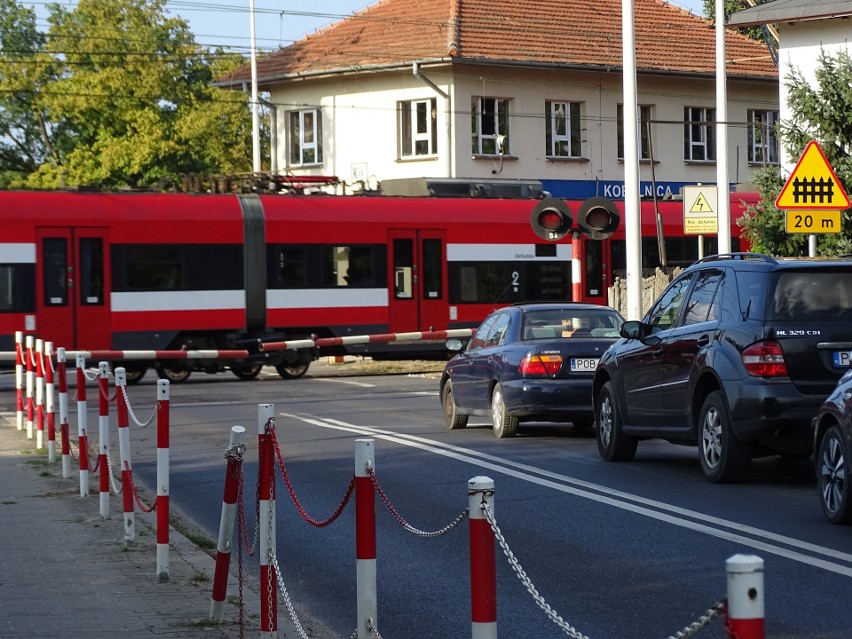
[469,476,497,639]
[25,334,34,439]
[35,338,45,449]
[355,439,377,638]
[57,348,72,478]
[45,341,56,462]
[98,361,111,519]
[258,403,278,639]
[156,379,170,583]
[210,425,246,622]
[726,554,765,639]
[15,331,23,431]
[115,368,135,545]
[76,354,90,497]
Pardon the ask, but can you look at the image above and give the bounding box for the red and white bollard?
[98,361,111,519]
[156,379,170,583]
[115,368,135,545]
[57,347,72,478]
[571,232,583,302]
[45,341,56,462]
[76,354,90,497]
[258,403,277,638]
[15,331,23,431]
[25,334,34,439]
[355,438,377,638]
[726,554,765,639]
[35,338,45,449]
[469,476,497,639]
[210,424,246,622]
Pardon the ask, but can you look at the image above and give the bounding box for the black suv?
[592,253,852,483]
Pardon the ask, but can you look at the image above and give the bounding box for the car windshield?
[522,309,621,340]
[770,271,852,320]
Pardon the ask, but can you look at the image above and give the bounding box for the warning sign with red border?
[775,140,851,210]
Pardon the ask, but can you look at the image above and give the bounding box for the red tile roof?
[218,0,777,86]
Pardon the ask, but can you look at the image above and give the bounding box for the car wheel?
[231,364,263,380]
[441,381,468,430]
[491,385,518,438]
[698,390,752,483]
[817,425,852,524]
[155,364,191,383]
[595,381,637,461]
[275,362,310,379]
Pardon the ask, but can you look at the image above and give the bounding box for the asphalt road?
[3,362,851,638]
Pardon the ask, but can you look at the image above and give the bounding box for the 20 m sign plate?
[785,210,842,234]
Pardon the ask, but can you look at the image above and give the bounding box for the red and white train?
[0,189,757,381]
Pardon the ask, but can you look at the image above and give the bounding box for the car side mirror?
[620,320,642,340]
[446,338,464,352]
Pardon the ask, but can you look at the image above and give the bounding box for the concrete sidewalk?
[0,410,306,638]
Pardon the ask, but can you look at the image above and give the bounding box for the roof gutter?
[413,62,452,178]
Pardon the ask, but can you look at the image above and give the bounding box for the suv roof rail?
[693,252,778,265]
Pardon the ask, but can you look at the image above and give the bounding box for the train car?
[0,189,757,381]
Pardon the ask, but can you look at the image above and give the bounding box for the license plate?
[833,351,852,368]
[570,358,599,372]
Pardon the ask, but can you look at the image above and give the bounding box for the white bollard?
[726,554,765,639]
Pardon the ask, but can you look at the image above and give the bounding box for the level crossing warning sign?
[775,140,851,210]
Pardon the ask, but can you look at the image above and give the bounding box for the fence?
[607,267,683,318]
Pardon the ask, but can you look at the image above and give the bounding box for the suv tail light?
[519,354,563,376]
[742,341,788,377]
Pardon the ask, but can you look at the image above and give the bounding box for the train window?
[451,261,569,304]
[42,238,68,306]
[393,239,413,299]
[269,244,386,289]
[0,265,35,313]
[274,246,307,287]
[422,239,442,299]
[124,247,182,290]
[79,238,104,306]
[523,263,569,300]
[585,239,603,297]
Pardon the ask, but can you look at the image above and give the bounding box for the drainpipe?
[413,62,453,178]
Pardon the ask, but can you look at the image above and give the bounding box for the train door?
[581,237,612,305]
[388,230,447,333]
[35,227,110,350]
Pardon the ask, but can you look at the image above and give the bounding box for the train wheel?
[123,366,148,385]
[231,364,263,380]
[155,364,192,383]
[275,362,310,379]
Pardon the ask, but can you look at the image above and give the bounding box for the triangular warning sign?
[776,140,851,210]
[690,193,714,213]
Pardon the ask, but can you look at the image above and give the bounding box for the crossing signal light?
[530,198,572,241]
[578,197,620,240]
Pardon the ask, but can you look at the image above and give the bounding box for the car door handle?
[697,335,710,347]
[652,348,663,358]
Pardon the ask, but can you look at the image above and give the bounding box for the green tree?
[739,49,852,257]
[1,0,257,189]
[702,0,775,47]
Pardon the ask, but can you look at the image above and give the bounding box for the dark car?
[440,303,624,437]
[813,368,852,523]
[592,252,852,483]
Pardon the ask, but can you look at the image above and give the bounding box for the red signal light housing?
[530,198,572,241]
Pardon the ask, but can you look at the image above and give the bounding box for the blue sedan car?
[440,303,624,437]
[813,367,852,523]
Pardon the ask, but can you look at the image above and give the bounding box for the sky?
[27,0,709,55]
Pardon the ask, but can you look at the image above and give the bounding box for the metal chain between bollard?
[236,457,260,557]
[105,448,122,495]
[123,460,156,512]
[270,549,310,639]
[481,501,590,639]
[666,600,725,639]
[269,423,356,527]
[120,385,158,427]
[349,617,385,639]
[369,466,468,537]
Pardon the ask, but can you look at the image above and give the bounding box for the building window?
[617,104,653,160]
[545,100,582,158]
[288,109,322,166]
[399,98,438,158]
[684,107,716,162]
[471,97,509,156]
[748,109,779,165]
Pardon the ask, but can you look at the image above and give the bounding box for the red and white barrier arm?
[76,354,90,497]
[45,341,56,462]
[469,476,497,639]
[355,439,377,638]
[98,361,110,519]
[259,328,475,352]
[25,334,34,440]
[116,368,135,545]
[15,331,23,431]
[210,425,246,622]
[57,347,72,479]
[258,403,277,639]
[156,379,170,583]
[64,349,250,360]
